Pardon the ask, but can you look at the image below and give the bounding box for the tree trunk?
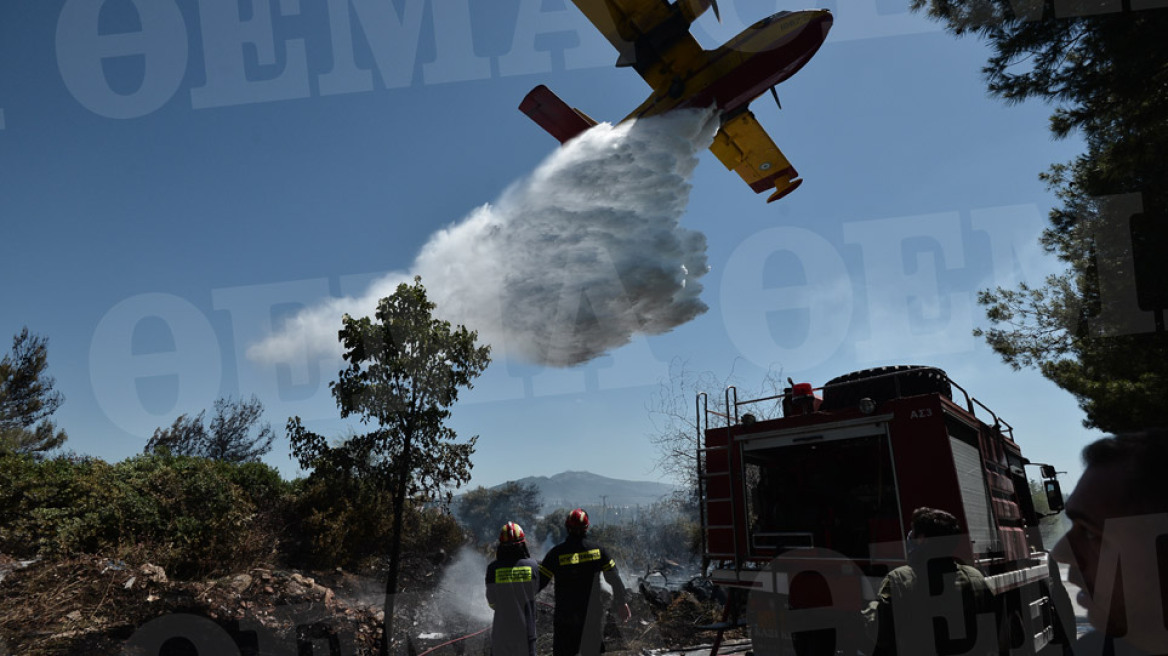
[381,436,413,656]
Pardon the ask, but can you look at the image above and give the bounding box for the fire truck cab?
[697,365,1072,656]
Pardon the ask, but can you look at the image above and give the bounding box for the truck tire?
[820,365,952,411]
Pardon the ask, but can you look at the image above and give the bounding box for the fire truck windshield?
[744,433,900,561]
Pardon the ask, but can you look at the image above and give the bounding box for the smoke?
[433,547,493,627]
[248,108,720,368]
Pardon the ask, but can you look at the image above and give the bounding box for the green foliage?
[454,482,542,545]
[288,278,491,503]
[0,328,67,453]
[0,451,291,579]
[292,468,466,569]
[144,395,275,463]
[536,508,570,545]
[909,0,1168,430]
[0,452,121,556]
[293,469,396,569]
[287,276,491,631]
[401,504,464,559]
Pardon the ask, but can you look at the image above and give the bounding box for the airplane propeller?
[770,86,782,110]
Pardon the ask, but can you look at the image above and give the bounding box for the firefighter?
[538,508,631,656]
[863,507,996,656]
[485,522,540,656]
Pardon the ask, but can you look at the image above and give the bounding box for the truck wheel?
[820,365,952,411]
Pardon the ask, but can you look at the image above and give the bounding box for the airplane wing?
[571,0,654,58]
[571,0,704,72]
[709,110,803,203]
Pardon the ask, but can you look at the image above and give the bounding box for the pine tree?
[910,0,1168,430]
[0,328,67,454]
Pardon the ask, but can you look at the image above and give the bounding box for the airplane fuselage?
[626,9,833,120]
[518,0,831,203]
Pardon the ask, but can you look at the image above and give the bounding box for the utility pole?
[600,495,608,526]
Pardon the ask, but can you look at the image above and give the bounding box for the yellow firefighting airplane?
[519,0,832,203]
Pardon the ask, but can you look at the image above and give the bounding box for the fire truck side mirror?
[1043,479,1065,513]
[1040,464,1057,479]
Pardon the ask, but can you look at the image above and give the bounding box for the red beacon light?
[791,382,814,398]
[782,381,820,416]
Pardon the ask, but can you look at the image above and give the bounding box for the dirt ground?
[0,553,745,655]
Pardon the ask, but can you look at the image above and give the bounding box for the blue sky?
[1,0,1104,494]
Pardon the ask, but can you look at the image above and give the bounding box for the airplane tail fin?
[519,85,598,144]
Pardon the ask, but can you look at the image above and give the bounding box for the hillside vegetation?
[0,452,725,655]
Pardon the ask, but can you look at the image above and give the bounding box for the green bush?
[111,454,290,578]
[403,503,465,557]
[0,452,124,557]
[224,459,293,504]
[291,472,467,570]
[292,472,396,569]
[0,452,290,578]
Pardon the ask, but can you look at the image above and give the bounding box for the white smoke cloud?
[248,108,720,368]
[433,547,493,627]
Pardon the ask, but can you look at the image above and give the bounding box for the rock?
[230,574,253,594]
[315,581,334,602]
[140,564,167,584]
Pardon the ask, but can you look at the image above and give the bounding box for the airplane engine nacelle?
[676,0,713,23]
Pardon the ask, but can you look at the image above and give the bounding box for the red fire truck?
[697,365,1073,656]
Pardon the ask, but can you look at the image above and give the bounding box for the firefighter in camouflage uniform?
[486,522,540,656]
[538,508,630,656]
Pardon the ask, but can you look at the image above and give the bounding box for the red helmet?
[566,508,590,531]
[499,521,526,544]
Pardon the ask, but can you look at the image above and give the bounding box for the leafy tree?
[287,277,490,656]
[0,328,67,454]
[454,481,542,544]
[144,395,275,463]
[909,0,1168,430]
[536,507,571,544]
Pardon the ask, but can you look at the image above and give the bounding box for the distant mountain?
[500,471,679,514]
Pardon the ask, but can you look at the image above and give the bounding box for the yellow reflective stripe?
[494,566,533,584]
[558,549,602,566]
[540,565,554,579]
[601,559,616,571]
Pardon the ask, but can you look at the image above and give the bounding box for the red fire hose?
[416,600,556,656]
[416,627,490,656]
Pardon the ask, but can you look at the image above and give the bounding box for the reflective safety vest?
[538,535,626,616]
[485,555,540,656]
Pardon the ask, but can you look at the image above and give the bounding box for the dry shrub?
[654,591,724,647]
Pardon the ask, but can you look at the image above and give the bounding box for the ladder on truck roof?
[696,387,740,576]
[698,386,795,656]
[697,385,798,575]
